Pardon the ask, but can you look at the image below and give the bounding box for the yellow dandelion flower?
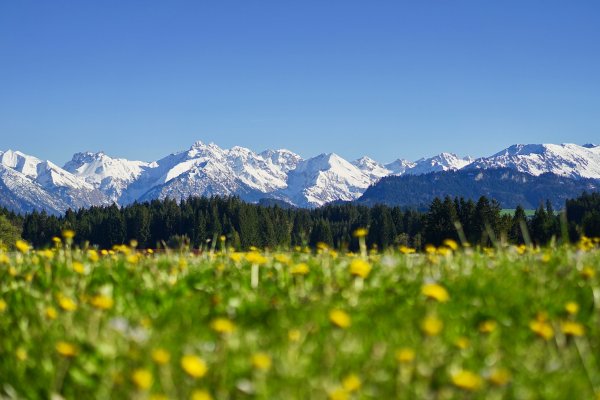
[565,301,579,315]
[152,348,171,365]
[561,321,585,337]
[581,266,595,279]
[288,329,301,342]
[55,341,78,357]
[399,245,416,254]
[274,254,291,264]
[328,387,349,400]
[452,370,483,391]
[0,299,6,313]
[62,230,75,239]
[455,337,470,350]
[421,315,443,336]
[353,228,368,238]
[443,239,459,251]
[90,294,114,310]
[329,309,351,329]
[251,352,272,371]
[45,306,57,320]
[421,283,449,303]
[291,263,310,275]
[15,240,30,253]
[52,236,61,245]
[229,252,243,262]
[489,368,511,386]
[191,389,213,400]
[181,355,208,378]
[342,373,361,392]
[131,369,153,390]
[210,318,235,334]
[529,320,554,340]
[349,259,372,279]
[72,262,85,274]
[479,320,497,334]
[0,253,9,264]
[57,294,77,311]
[395,348,415,363]
[245,252,267,265]
[424,244,436,254]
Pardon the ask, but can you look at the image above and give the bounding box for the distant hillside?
[357,168,600,209]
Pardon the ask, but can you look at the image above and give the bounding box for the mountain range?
[0,142,599,214]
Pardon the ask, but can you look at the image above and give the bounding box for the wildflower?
[353,228,368,238]
[479,320,497,334]
[55,341,78,357]
[15,240,30,253]
[72,262,85,274]
[565,301,579,315]
[529,319,554,340]
[246,252,267,265]
[210,318,235,334]
[90,295,114,310]
[421,283,449,303]
[131,369,153,390]
[45,306,57,320]
[251,352,272,371]
[328,387,349,400]
[0,253,8,264]
[62,230,75,240]
[57,294,77,311]
[399,245,416,254]
[0,299,6,313]
[191,390,213,400]
[455,337,470,350]
[342,374,361,392]
[561,321,585,337]
[443,239,459,251]
[181,355,208,378]
[274,254,291,264]
[329,309,351,329]
[349,259,372,279]
[152,348,171,365]
[290,263,310,275]
[424,244,436,254]
[581,266,595,279]
[395,348,415,363]
[229,252,243,262]
[489,368,512,386]
[452,370,483,391]
[52,236,61,245]
[288,329,301,342]
[421,315,443,336]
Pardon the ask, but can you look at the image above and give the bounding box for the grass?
[1,236,600,399]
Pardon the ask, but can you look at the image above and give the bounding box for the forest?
[0,192,599,251]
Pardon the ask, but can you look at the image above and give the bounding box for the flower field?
[1,235,600,399]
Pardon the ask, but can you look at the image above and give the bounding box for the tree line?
[0,192,599,251]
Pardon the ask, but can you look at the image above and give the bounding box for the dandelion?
[443,239,459,251]
[90,295,113,310]
[395,348,415,363]
[55,341,78,357]
[455,337,470,350]
[561,321,585,337]
[57,294,77,311]
[565,301,579,315]
[290,263,309,275]
[342,374,361,392]
[181,355,208,378]
[72,262,85,274]
[0,299,6,313]
[62,230,75,240]
[288,329,301,342]
[349,259,372,279]
[152,348,171,365]
[131,369,153,390]
[489,368,512,386]
[581,267,595,279]
[479,320,497,334]
[421,315,443,336]
[251,352,272,371]
[45,306,57,320]
[191,390,213,400]
[452,370,483,391]
[529,319,554,340]
[246,252,267,265]
[329,309,351,329]
[421,283,449,302]
[399,245,416,254]
[353,228,368,238]
[15,240,30,253]
[210,318,235,334]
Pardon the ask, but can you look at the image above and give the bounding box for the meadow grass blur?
[1,234,600,399]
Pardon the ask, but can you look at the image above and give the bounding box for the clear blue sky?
[1,1,599,165]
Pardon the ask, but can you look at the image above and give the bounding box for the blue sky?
[1,1,599,165]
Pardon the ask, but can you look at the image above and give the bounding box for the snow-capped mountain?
[466,143,600,179]
[0,150,109,213]
[281,153,373,207]
[64,151,154,202]
[1,141,599,214]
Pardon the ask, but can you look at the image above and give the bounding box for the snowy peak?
[408,152,473,175]
[468,143,600,179]
[259,149,302,173]
[352,156,391,181]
